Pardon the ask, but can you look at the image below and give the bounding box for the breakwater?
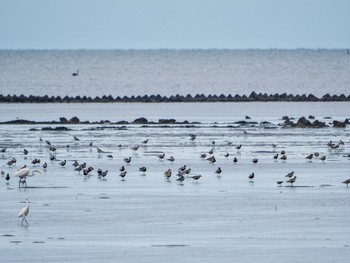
[0,92,349,103]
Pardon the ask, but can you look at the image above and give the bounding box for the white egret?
[14,167,41,188]
[18,197,29,225]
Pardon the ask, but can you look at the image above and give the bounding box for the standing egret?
[18,197,29,225]
[14,167,41,188]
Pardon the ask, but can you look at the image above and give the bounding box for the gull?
[18,197,30,226]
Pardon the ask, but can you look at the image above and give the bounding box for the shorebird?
[280,150,285,155]
[280,155,287,160]
[285,171,294,178]
[320,155,326,161]
[176,175,185,183]
[277,181,283,186]
[107,154,113,159]
[7,157,16,166]
[59,160,66,167]
[139,167,147,172]
[119,166,125,172]
[164,169,172,180]
[183,168,191,176]
[342,179,350,187]
[23,149,28,155]
[6,173,10,181]
[224,153,230,158]
[252,158,258,164]
[273,153,279,159]
[190,175,202,182]
[206,156,216,163]
[236,144,242,150]
[179,165,186,172]
[74,136,80,141]
[131,144,139,152]
[306,153,313,160]
[167,156,175,162]
[142,139,149,144]
[31,158,40,165]
[50,155,56,161]
[119,171,127,180]
[287,176,297,186]
[1,147,8,153]
[233,157,238,163]
[215,167,222,176]
[200,153,207,159]
[100,170,108,179]
[314,152,320,157]
[18,197,30,226]
[189,134,196,141]
[42,162,47,169]
[124,157,131,164]
[208,149,214,155]
[248,172,255,180]
[158,153,165,160]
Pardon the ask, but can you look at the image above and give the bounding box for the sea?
[0,49,350,97]
[0,49,349,262]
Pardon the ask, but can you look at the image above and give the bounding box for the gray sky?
[0,0,349,49]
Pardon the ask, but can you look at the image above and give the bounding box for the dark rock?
[59,117,68,123]
[333,120,346,128]
[245,115,251,120]
[116,120,129,124]
[133,117,148,124]
[42,126,71,131]
[69,116,80,124]
[308,115,315,119]
[159,119,176,124]
[295,117,312,128]
[312,120,326,128]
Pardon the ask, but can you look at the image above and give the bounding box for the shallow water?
[0,102,349,262]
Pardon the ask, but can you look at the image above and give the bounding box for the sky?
[0,0,349,49]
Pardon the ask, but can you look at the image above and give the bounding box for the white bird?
[18,197,30,225]
[14,167,41,188]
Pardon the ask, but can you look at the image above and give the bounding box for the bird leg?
[24,217,29,225]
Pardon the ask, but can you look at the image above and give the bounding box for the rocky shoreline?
[0,92,350,103]
[1,116,348,129]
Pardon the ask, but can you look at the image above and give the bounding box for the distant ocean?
[0,49,349,97]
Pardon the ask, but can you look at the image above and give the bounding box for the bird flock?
[1,132,349,226]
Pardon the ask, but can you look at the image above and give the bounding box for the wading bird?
[14,167,41,188]
[18,197,30,225]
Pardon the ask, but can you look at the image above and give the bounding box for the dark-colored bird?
[236,144,242,150]
[50,155,56,161]
[74,136,80,141]
[285,171,294,178]
[119,171,127,180]
[306,153,313,160]
[248,172,255,180]
[176,175,185,183]
[206,156,216,163]
[233,157,238,163]
[280,155,287,160]
[23,149,28,155]
[287,176,297,186]
[142,139,149,144]
[6,173,10,181]
[167,156,175,162]
[224,153,230,158]
[191,175,202,182]
[280,150,285,155]
[164,169,172,180]
[124,157,131,164]
[215,167,222,176]
[179,165,186,172]
[342,179,350,187]
[72,160,79,167]
[158,153,165,160]
[139,167,147,172]
[119,166,125,172]
[59,160,66,167]
[200,153,207,159]
[252,158,258,163]
[42,162,47,169]
[273,153,279,159]
[189,134,196,141]
[208,149,214,155]
[100,170,108,179]
[320,156,326,161]
[1,147,7,153]
[277,181,283,186]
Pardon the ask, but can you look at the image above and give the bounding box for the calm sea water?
[0,49,349,97]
